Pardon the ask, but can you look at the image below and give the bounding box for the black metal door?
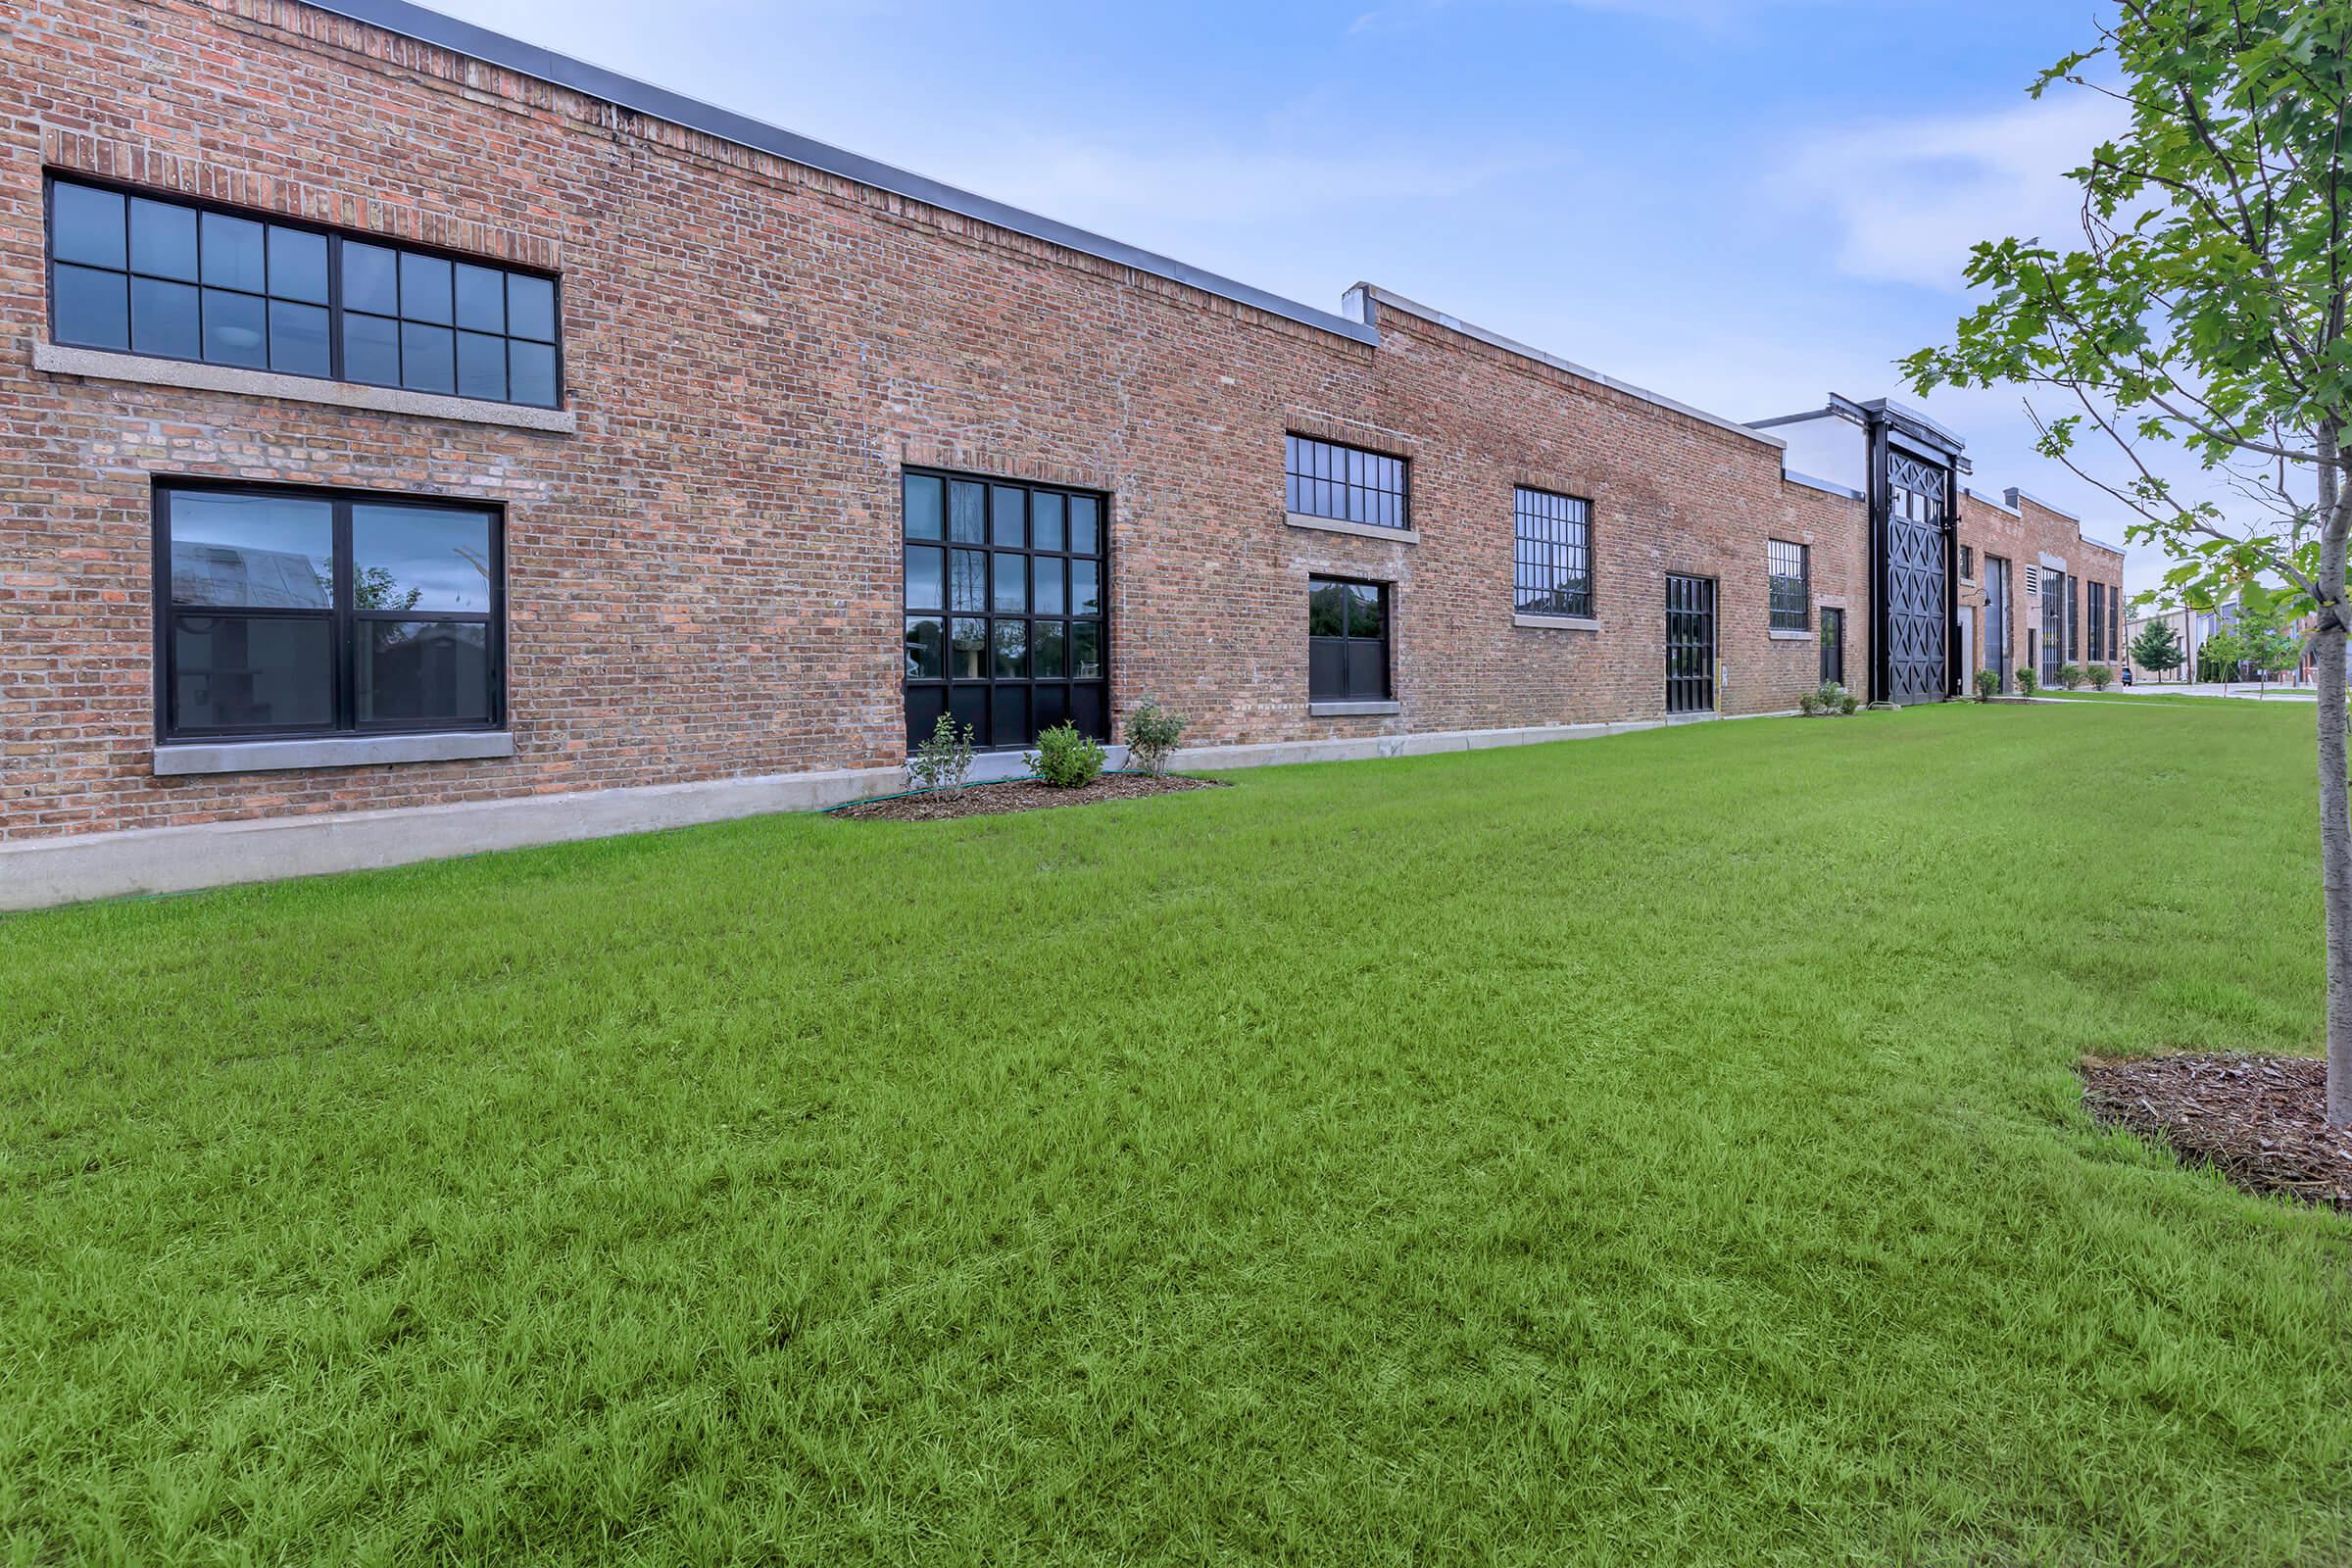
[1883,450,1949,704]
[1820,607,1844,688]
[1666,574,1716,714]
[1985,557,2011,691]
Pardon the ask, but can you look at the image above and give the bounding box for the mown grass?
[5,701,2350,1565]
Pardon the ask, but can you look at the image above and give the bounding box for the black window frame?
[1767,539,1810,632]
[2087,581,2106,661]
[1286,434,1408,531]
[1512,486,1593,618]
[46,172,564,410]
[900,466,1109,753]
[1959,544,1975,581]
[1307,575,1392,703]
[153,478,508,743]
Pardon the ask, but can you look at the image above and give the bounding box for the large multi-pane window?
[1308,577,1390,702]
[1767,539,1810,631]
[2108,582,2120,664]
[903,469,1105,749]
[48,178,561,408]
[156,484,503,740]
[1513,487,1592,617]
[2086,581,2107,661]
[1286,435,1407,530]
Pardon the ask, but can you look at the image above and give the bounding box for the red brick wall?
[4,0,1876,843]
[1955,492,2125,688]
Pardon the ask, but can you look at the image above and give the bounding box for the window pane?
[1032,619,1066,677]
[1032,492,1064,552]
[950,550,987,612]
[129,276,199,360]
[1033,556,1065,615]
[905,616,945,679]
[993,553,1027,613]
[950,685,988,741]
[400,321,455,393]
[951,617,987,679]
[456,330,506,401]
[352,504,495,612]
[1069,496,1099,555]
[508,340,558,407]
[342,242,399,315]
[269,300,330,378]
[128,198,198,282]
[343,312,400,385]
[992,686,1030,748]
[399,253,453,325]
[949,481,987,543]
[507,273,556,341]
[53,264,128,350]
[358,620,491,724]
[1308,579,1346,638]
[53,183,125,269]
[172,613,333,730]
[199,212,267,293]
[1348,642,1388,701]
[1348,582,1384,639]
[168,491,334,608]
[905,546,944,611]
[1072,620,1102,678]
[992,485,1025,548]
[1034,683,1069,734]
[1071,558,1100,616]
[1309,639,1345,701]
[906,684,948,751]
[904,473,943,540]
[268,226,327,304]
[201,288,268,368]
[454,263,506,331]
[992,619,1027,679]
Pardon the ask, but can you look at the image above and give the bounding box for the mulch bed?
[2080,1054,2352,1211]
[829,772,1225,822]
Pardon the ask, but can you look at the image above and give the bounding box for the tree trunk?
[2318,423,2352,1125]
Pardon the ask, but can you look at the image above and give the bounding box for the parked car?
[2120,667,2134,686]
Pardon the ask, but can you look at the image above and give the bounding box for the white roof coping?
[1786,469,1865,501]
[1961,486,2022,518]
[2002,486,2081,521]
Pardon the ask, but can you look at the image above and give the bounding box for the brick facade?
[0,0,2119,877]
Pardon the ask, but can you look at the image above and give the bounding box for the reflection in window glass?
[358,620,491,723]
[168,492,334,608]
[351,505,495,612]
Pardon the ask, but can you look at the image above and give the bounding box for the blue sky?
[432,0,2170,594]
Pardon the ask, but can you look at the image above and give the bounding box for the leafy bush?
[1122,698,1189,777]
[1800,682,1859,717]
[1973,668,2000,703]
[908,712,977,794]
[2017,667,2040,697]
[2087,663,2114,690]
[2057,662,2086,690]
[1026,721,1106,788]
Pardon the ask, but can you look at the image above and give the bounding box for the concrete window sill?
[155,731,515,777]
[33,343,576,434]
[1767,627,1815,642]
[1309,701,1401,717]
[1513,612,1602,632]
[1285,513,1419,545]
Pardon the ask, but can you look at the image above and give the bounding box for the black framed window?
[2108,583,2120,664]
[2068,576,2081,661]
[1513,487,1592,617]
[1308,576,1389,701]
[156,483,503,740]
[903,468,1105,750]
[1960,544,1975,580]
[1767,539,1809,631]
[49,176,561,408]
[2086,582,2105,661]
[1286,435,1407,530]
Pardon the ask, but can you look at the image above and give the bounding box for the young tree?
[2129,617,2186,678]
[2240,606,2305,692]
[2200,621,2251,694]
[1904,1,2352,1120]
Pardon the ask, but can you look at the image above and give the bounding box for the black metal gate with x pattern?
[1883,450,1950,705]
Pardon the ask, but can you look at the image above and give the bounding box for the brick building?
[1,0,2127,906]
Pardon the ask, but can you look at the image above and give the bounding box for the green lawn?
[7,703,2351,1565]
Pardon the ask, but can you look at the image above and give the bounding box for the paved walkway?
[2112,680,2318,701]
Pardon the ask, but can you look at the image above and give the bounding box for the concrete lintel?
[33,343,578,432]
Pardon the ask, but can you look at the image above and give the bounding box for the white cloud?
[1768,91,2128,289]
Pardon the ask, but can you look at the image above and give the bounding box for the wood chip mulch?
[2080,1054,2352,1211]
[828,772,1225,822]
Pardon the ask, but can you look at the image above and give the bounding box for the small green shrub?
[2087,663,2114,690]
[907,712,976,794]
[1027,721,1106,788]
[1122,698,1189,777]
[1800,682,1858,717]
[1973,668,2000,703]
[2018,668,2040,698]
[2057,662,2085,690]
